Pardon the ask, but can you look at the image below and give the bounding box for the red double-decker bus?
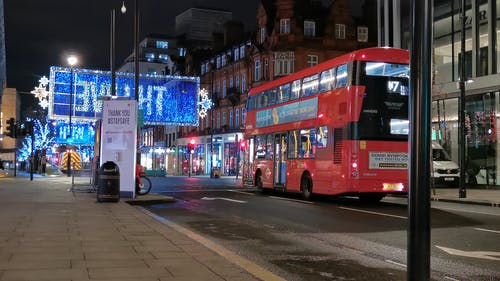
[242,47,409,202]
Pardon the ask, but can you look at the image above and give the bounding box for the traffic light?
[239,140,246,151]
[5,118,16,138]
[187,138,195,154]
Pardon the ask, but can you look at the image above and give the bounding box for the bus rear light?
[383,183,404,191]
[351,161,359,178]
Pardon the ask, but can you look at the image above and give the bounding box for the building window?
[156,41,168,49]
[307,55,318,67]
[242,107,246,124]
[229,77,234,88]
[222,55,226,66]
[240,45,245,58]
[158,54,169,62]
[234,48,239,61]
[179,48,186,57]
[235,76,240,90]
[201,64,206,75]
[280,18,291,34]
[145,53,155,62]
[255,60,261,81]
[304,20,315,37]
[229,110,233,129]
[217,111,221,128]
[264,58,269,79]
[235,108,240,128]
[335,24,346,39]
[241,73,246,91]
[260,27,266,43]
[274,52,295,76]
[223,80,227,97]
[216,56,221,68]
[357,26,368,42]
[222,111,227,126]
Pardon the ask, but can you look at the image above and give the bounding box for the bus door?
[274,133,287,186]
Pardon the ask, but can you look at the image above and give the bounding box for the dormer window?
[304,21,315,37]
[260,27,266,43]
[357,26,369,42]
[335,24,346,39]
[280,18,291,34]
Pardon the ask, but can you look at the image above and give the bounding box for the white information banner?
[100,99,137,198]
[369,152,408,170]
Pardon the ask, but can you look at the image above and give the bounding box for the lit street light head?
[121,1,127,14]
[67,56,78,66]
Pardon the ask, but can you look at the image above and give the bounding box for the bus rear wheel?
[301,174,313,200]
[358,193,385,203]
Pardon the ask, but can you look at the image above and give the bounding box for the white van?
[432,142,459,186]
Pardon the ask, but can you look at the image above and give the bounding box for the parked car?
[432,142,459,186]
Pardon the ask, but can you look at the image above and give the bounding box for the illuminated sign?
[48,67,200,125]
[54,121,96,145]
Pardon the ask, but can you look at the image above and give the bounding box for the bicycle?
[135,165,152,195]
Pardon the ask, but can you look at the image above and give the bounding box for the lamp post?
[458,0,467,198]
[67,55,78,177]
[111,2,127,96]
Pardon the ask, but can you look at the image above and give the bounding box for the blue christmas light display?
[48,67,200,125]
[53,121,96,145]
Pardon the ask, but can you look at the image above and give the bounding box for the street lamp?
[67,55,78,177]
[110,2,127,96]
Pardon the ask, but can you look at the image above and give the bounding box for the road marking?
[139,207,287,281]
[436,245,500,261]
[444,276,460,281]
[339,207,407,219]
[385,259,407,267]
[269,196,315,204]
[201,197,247,203]
[230,190,255,195]
[474,227,500,234]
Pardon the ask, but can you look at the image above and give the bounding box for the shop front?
[177,132,243,177]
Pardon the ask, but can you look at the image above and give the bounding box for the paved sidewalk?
[431,187,500,207]
[0,176,261,281]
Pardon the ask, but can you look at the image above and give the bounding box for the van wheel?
[301,174,313,200]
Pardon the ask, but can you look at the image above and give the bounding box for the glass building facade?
[433,0,500,187]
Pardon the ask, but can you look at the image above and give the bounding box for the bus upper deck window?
[291,80,301,100]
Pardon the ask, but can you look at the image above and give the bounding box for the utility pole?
[458,0,467,198]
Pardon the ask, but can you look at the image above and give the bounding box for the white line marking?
[269,196,315,204]
[201,197,247,203]
[474,228,500,234]
[444,276,461,281]
[436,245,500,261]
[339,207,407,219]
[138,207,287,281]
[385,259,407,268]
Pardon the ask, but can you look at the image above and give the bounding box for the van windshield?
[433,148,451,161]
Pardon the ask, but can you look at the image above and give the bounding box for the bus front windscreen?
[350,61,410,141]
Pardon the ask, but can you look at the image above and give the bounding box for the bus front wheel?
[301,174,313,200]
[255,172,265,194]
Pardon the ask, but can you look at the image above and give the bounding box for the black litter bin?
[97,161,120,202]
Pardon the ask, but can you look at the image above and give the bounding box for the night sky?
[4,0,259,94]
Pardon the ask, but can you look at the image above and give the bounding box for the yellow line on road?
[139,207,287,281]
